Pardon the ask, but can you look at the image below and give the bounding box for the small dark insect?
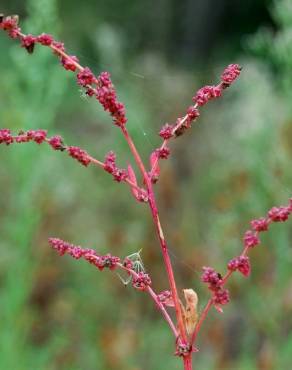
[26,43,35,54]
[174,125,188,137]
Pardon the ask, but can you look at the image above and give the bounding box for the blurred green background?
[1,0,292,369]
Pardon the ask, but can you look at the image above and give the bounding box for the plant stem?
[147,286,178,338]
[183,355,193,370]
[120,126,188,345]
[146,184,188,343]
[191,299,213,344]
[118,262,178,337]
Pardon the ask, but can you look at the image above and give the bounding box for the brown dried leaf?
[181,289,199,335]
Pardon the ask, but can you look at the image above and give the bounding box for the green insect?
[116,249,145,286]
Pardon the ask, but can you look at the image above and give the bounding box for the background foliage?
[1,0,292,369]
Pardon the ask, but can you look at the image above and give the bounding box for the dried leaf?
[181,289,198,335]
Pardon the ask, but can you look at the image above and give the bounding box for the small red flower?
[98,71,112,87]
[67,146,91,166]
[102,254,121,270]
[213,288,229,305]
[268,206,290,222]
[187,106,200,120]
[228,256,251,277]
[157,290,174,307]
[21,34,36,53]
[0,129,13,145]
[243,230,260,248]
[201,267,222,290]
[156,147,170,159]
[48,135,65,150]
[159,124,174,140]
[48,238,71,256]
[132,272,152,291]
[112,168,127,182]
[37,33,53,46]
[77,67,95,86]
[1,16,18,31]
[221,64,242,85]
[61,55,79,71]
[51,41,65,55]
[193,85,222,106]
[104,151,117,174]
[68,246,83,259]
[15,133,30,143]
[250,217,269,232]
[83,249,98,264]
[27,129,47,144]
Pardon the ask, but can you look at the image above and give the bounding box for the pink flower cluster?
[49,238,152,291]
[200,199,292,313]
[38,33,54,46]
[132,272,152,291]
[201,267,230,307]
[19,33,55,53]
[159,124,174,140]
[104,151,127,182]
[21,34,36,53]
[67,146,91,166]
[0,128,48,145]
[0,15,127,127]
[0,15,20,38]
[221,64,242,85]
[0,128,49,144]
[61,55,79,71]
[227,256,250,277]
[250,217,269,232]
[0,129,14,145]
[157,290,174,307]
[48,135,65,151]
[175,343,193,358]
[243,200,292,250]
[150,64,241,185]
[193,85,222,106]
[48,238,121,270]
[243,230,260,248]
[0,129,91,167]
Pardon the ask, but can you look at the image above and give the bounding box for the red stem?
[118,262,178,338]
[147,184,188,344]
[89,155,143,194]
[120,126,189,346]
[183,356,193,370]
[146,285,178,338]
[191,299,213,344]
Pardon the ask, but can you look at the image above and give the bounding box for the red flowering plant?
[1,14,292,370]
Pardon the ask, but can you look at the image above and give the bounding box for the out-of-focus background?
[1,0,292,369]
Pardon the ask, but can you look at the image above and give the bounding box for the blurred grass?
[0,0,69,368]
[1,0,292,369]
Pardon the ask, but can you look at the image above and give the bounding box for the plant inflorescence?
[1,13,291,370]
